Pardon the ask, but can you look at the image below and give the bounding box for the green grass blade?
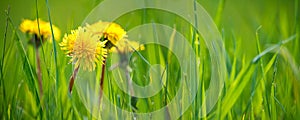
[221,62,255,119]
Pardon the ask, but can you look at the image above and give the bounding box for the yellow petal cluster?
[59,29,78,56]
[20,19,61,41]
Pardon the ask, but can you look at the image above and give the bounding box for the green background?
[0,0,299,119]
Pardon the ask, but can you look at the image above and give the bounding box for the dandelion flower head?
[87,21,127,48]
[20,19,61,41]
[60,27,107,71]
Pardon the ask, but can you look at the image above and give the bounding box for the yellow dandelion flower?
[68,27,107,71]
[20,19,34,33]
[19,19,61,41]
[110,39,145,53]
[104,23,127,45]
[59,28,79,56]
[86,21,126,47]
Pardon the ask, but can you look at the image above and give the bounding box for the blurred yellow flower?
[20,19,35,33]
[61,27,107,71]
[19,19,61,41]
[86,21,126,48]
[110,39,145,53]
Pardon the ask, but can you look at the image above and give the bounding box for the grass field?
[0,0,299,119]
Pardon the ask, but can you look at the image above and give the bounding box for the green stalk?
[270,56,278,120]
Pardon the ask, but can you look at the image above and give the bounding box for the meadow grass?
[0,0,299,119]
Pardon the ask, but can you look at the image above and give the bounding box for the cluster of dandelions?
[19,19,144,98]
[59,21,144,94]
[19,19,61,98]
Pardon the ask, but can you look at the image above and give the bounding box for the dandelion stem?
[34,36,43,98]
[36,48,43,97]
[69,66,79,94]
[99,60,106,101]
